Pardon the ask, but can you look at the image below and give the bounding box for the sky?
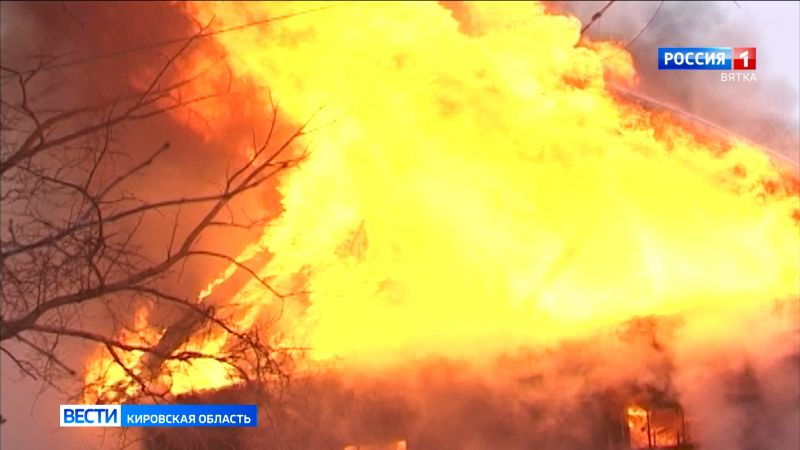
[747,0,800,120]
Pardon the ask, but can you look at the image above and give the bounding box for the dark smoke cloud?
[1,1,285,306]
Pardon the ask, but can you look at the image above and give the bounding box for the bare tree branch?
[0,20,308,410]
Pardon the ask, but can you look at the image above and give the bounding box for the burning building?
[68,2,798,449]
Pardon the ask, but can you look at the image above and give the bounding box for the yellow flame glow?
[84,1,799,399]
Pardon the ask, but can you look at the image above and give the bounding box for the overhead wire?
[580,0,617,36]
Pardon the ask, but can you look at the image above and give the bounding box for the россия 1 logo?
[658,47,756,82]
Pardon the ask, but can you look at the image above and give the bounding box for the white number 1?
[739,51,749,68]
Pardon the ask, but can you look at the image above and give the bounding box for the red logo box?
[733,47,756,70]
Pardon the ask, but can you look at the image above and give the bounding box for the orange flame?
[83,1,799,400]
[626,405,650,448]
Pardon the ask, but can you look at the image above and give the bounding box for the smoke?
[555,1,800,159]
[143,305,798,450]
[0,1,285,311]
[670,302,800,450]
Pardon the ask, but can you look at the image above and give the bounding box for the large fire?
[83,1,799,404]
